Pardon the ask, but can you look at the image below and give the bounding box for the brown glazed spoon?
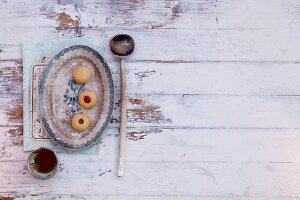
[110,34,135,177]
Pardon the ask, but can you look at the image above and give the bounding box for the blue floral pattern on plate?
[64,79,86,117]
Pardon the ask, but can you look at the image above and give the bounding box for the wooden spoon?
[110,34,135,177]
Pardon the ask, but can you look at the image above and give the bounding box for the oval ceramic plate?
[39,45,114,150]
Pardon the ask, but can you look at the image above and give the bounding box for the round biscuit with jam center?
[71,114,90,132]
[72,66,91,84]
[79,90,97,109]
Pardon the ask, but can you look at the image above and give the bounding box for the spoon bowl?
[110,34,135,58]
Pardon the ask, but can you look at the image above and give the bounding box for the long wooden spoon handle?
[117,58,127,177]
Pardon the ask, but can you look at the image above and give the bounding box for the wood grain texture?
[1,28,300,61]
[5,195,282,200]
[4,94,300,129]
[1,0,300,199]
[0,0,299,30]
[1,160,300,198]
[2,126,300,163]
[5,195,285,200]
[2,60,300,97]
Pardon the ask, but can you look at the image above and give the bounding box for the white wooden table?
[1,0,300,199]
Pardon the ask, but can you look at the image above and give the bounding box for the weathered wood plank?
[0,195,268,200]
[3,60,300,97]
[0,160,300,198]
[86,94,300,129]
[0,98,22,126]
[0,126,23,161]
[1,195,292,200]
[0,60,22,97]
[0,28,300,61]
[0,0,299,30]
[3,94,300,128]
[2,125,300,163]
[127,62,300,96]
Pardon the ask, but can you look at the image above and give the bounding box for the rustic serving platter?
[39,45,114,150]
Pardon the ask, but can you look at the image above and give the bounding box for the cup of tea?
[27,147,58,179]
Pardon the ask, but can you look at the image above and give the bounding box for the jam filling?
[84,96,91,103]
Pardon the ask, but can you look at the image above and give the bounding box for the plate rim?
[39,45,114,150]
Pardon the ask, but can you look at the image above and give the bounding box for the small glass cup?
[27,147,58,179]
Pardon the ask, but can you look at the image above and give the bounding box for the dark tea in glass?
[27,147,58,179]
